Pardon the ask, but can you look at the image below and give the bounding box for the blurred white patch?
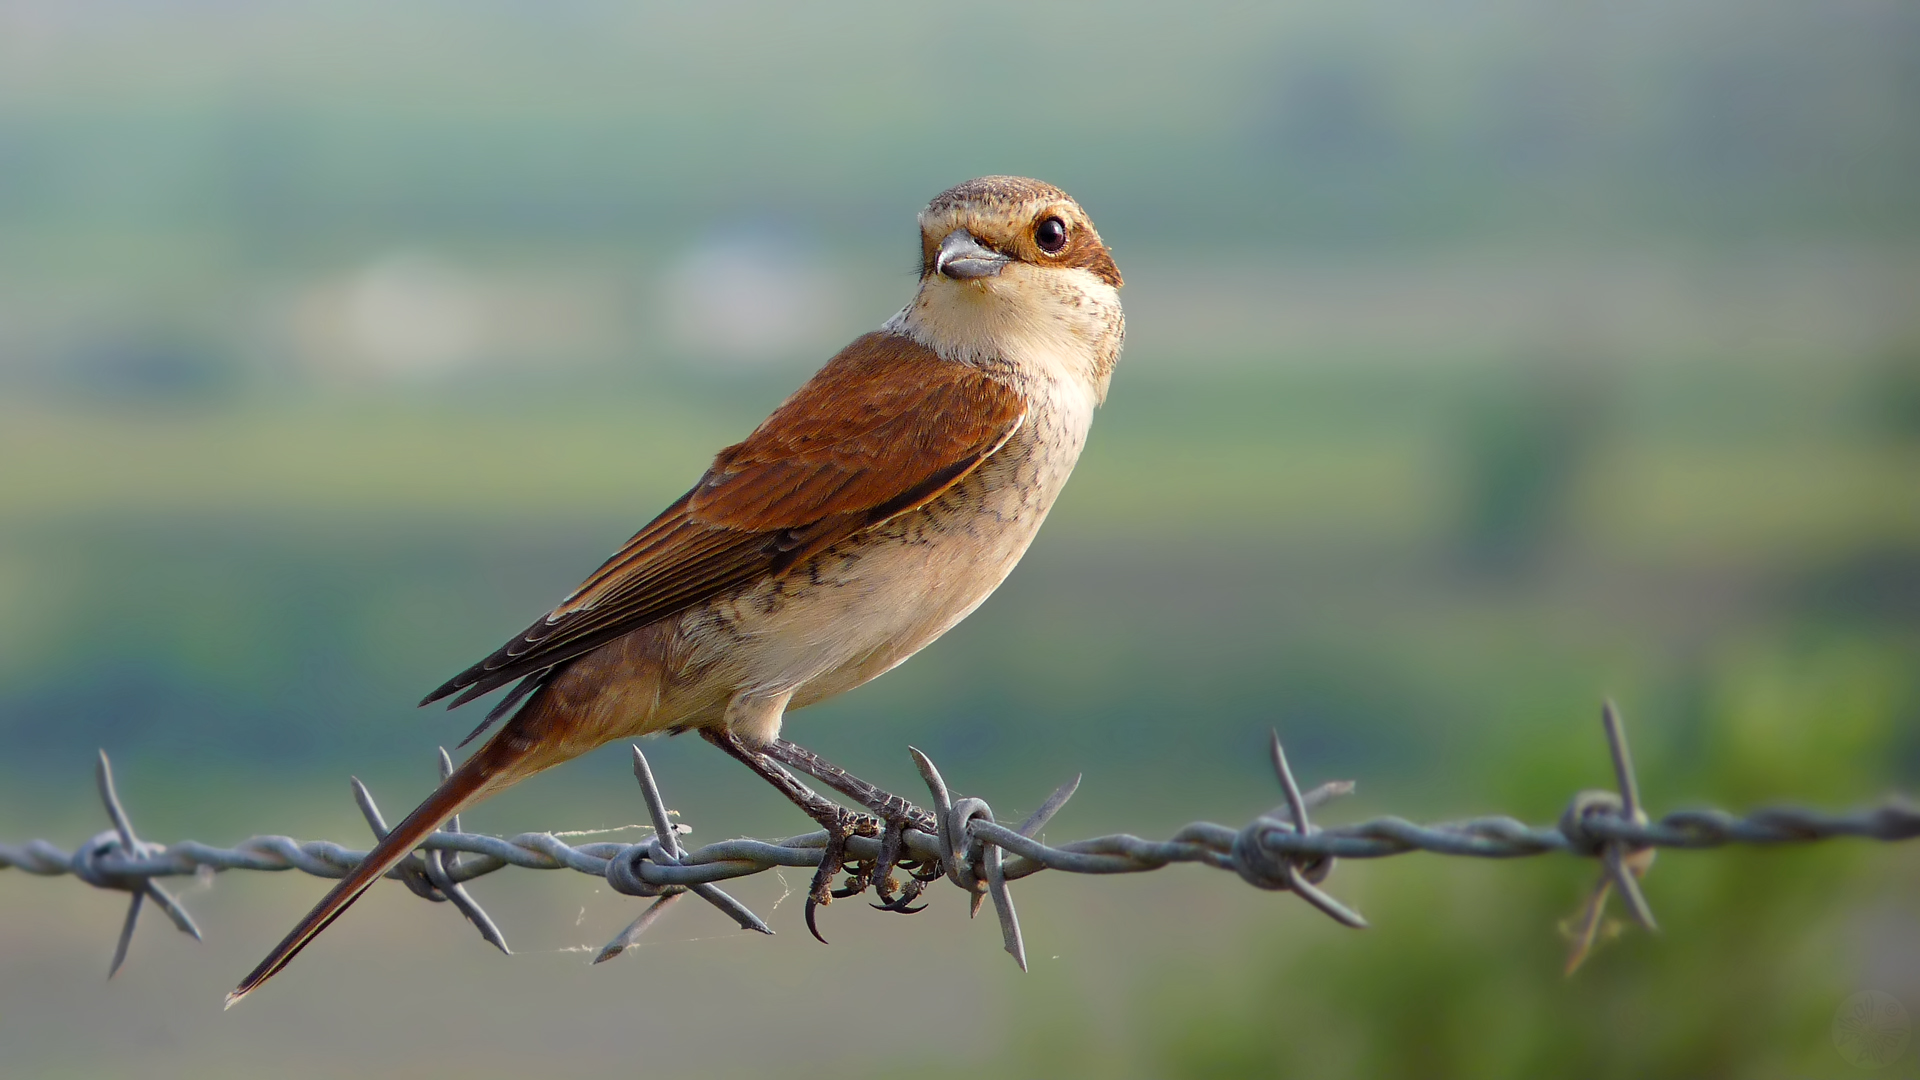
[284,252,625,386]
[341,252,486,380]
[662,232,844,367]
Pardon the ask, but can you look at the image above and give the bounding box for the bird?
[227,175,1124,1006]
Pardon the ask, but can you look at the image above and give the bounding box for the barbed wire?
[3,703,1916,979]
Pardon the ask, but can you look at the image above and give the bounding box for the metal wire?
[4,703,1916,978]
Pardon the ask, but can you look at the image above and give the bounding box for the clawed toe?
[804,807,878,943]
[871,878,928,914]
[868,814,932,913]
[806,796,944,934]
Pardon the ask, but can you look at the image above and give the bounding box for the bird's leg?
[699,729,877,942]
[761,737,937,912]
[762,738,937,830]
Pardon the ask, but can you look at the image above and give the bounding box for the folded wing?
[422,331,1027,712]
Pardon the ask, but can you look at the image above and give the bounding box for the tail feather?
[226,742,526,1008]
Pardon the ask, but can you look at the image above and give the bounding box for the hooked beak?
[934,230,1010,280]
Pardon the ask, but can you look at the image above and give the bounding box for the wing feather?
[422,331,1026,711]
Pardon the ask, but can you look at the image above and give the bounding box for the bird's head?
[895,176,1125,399]
[916,176,1121,291]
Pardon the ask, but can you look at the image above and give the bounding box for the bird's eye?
[1034,216,1069,254]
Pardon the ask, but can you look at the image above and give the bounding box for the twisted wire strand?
[9,801,1915,888]
[3,705,1916,978]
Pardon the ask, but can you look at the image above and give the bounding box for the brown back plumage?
[422,331,1027,715]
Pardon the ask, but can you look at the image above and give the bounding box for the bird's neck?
[884,267,1124,405]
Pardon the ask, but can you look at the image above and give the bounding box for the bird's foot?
[702,728,943,936]
[806,806,880,943]
[864,795,942,914]
[817,794,942,921]
[757,737,940,911]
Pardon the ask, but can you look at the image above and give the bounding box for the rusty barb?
[4,705,1917,981]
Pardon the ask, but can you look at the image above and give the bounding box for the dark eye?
[1034,216,1069,254]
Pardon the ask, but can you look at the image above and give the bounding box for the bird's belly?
[782,501,1044,708]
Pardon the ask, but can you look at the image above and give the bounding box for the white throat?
[883,264,1124,404]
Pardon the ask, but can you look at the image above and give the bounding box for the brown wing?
[421,331,1027,711]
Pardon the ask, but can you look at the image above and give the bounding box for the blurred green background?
[3,2,1918,1077]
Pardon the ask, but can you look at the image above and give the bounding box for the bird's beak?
[934,230,1010,280]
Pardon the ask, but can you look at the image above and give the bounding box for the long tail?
[226,731,538,1008]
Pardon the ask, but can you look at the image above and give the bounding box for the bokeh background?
[3,2,1919,1076]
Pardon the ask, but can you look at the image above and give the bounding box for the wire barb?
[1260,729,1367,928]
[86,751,202,977]
[3,706,1915,983]
[595,746,771,963]
[1558,703,1659,973]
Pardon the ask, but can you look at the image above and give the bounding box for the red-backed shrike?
[231,176,1124,1004]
